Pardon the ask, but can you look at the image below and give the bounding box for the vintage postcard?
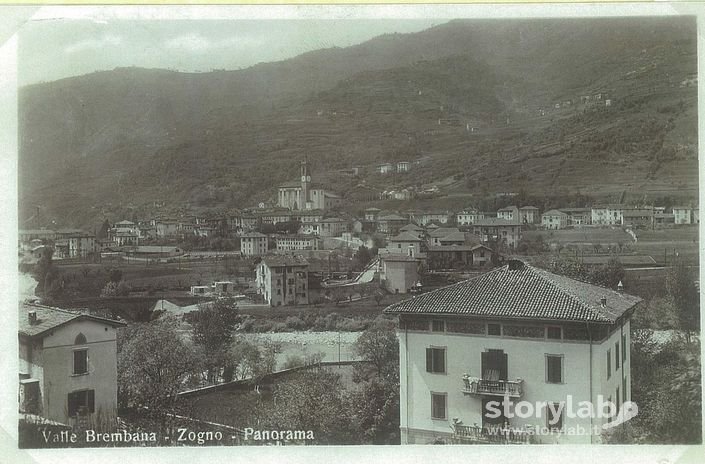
[2,2,703,463]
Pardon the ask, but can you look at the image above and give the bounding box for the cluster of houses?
[18,257,644,446]
[19,228,98,260]
[378,161,411,174]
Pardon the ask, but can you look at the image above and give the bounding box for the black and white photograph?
[4,3,702,460]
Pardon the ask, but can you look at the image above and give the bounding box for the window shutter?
[426,348,433,372]
[68,392,78,416]
[434,349,446,374]
[87,390,95,413]
[500,353,508,381]
[481,351,489,378]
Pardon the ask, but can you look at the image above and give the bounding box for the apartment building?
[240,232,268,257]
[255,256,309,306]
[384,260,641,445]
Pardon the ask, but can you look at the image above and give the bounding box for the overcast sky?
[18,18,442,86]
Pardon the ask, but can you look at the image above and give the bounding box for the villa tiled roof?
[384,261,641,324]
[400,223,424,231]
[19,302,125,339]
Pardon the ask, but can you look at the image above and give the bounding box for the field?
[524,227,633,245]
[524,225,699,265]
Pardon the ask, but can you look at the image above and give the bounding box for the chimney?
[617,281,624,293]
[28,310,37,325]
[600,297,607,307]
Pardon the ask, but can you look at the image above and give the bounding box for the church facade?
[277,159,328,211]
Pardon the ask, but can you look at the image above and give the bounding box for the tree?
[32,246,56,298]
[190,297,241,383]
[255,369,355,444]
[349,317,401,444]
[617,330,702,444]
[665,258,700,342]
[228,337,277,381]
[117,317,200,437]
[353,317,399,378]
[588,258,625,289]
[101,280,131,297]
[97,219,111,240]
[353,245,373,271]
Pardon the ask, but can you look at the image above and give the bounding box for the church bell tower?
[300,157,311,209]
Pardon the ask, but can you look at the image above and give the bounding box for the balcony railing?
[462,375,524,398]
[452,423,531,444]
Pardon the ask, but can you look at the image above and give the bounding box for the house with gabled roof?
[384,260,641,444]
[471,218,522,249]
[427,227,460,247]
[399,223,425,240]
[542,209,568,230]
[386,232,424,257]
[19,302,125,426]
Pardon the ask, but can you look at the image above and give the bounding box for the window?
[546,402,564,431]
[615,341,620,369]
[546,326,562,340]
[431,393,447,420]
[431,320,445,332]
[607,350,612,379]
[622,334,627,363]
[546,355,563,383]
[488,323,501,336]
[73,350,88,375]
[67,389,95,416]
[426,347,446,374]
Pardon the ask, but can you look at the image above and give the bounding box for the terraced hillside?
[19,17,697,228]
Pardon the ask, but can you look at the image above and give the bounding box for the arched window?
[74,333,87,345]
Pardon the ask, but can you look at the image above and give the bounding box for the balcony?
[462,375,524,398]
[452,422,532,445]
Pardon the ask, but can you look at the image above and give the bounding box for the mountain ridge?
[19,17,698,228]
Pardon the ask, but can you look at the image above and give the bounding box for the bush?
[282,355,305,370]
[285,316,307,331]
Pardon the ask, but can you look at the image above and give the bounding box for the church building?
[277,159,332,211]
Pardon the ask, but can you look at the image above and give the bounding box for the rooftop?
[390,232,424,242]
[438,231,470,243]
[472,218,522,227]
[378,214,406,221]
[241,232,268,238]
[543,209,567,216]
[400,223,424,232]
[428,227,460,238]
[384,260,641,324]
[19,302,125,339]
